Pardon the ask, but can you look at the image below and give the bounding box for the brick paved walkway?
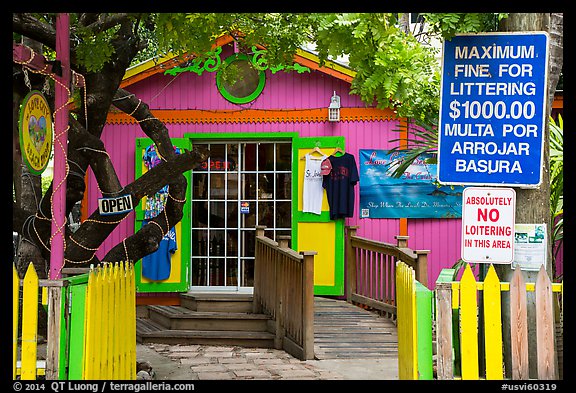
[140,343,345,380]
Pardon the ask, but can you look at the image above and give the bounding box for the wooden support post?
[414,250,430,288]
[346,226,359,302]
[274,258,284,350]
[435,282,454,380]
[252,226,266,314]
[45,286,63,380]
[300,251,316,360]
[395,235,409,248]
[277,235,290,249]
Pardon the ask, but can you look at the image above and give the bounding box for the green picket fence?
[395,261,433,380]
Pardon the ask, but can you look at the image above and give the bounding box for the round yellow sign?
[19,91,53,175]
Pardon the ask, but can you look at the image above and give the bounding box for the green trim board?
[58,273,89,380]
[292,136,346,296]
[183,132,297,141]
[134,132,344,296]
[134,137,192,293]
[415,281,434,380]
[67,282,88,379]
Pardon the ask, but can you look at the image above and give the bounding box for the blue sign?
[438,32,549,187]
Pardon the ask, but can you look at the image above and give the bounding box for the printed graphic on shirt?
[303,153,328,215]
[143,144,182,219]
[322,153,359,220]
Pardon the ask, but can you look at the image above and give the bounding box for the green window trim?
[216,53,266,104]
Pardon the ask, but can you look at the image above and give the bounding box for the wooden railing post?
[300,251,316,360]
[277,235,290,249]
[346,226,359,302]
[255,225,266,238]
[395,235,409,248]
[253,226,267,314]
[274,257,284,350]
[414,250,430,289]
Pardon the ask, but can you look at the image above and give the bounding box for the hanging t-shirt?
[322,153,359,220]
[143,144,182,219]
[303,153,328,215]
[141,220,177,281]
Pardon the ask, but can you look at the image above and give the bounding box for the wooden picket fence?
[395,261,434,380]
[435,263,563,380]
[13,262,136,380]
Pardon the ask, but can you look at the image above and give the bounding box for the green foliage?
[420,13,508,40]
[75,27,118,72]
[31,13,509,122]
[549,115,563,263]
[314,13,442,120]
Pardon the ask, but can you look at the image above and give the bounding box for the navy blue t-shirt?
[322,153,359,220]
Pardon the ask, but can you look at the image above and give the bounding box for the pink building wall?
[89,44,462,288]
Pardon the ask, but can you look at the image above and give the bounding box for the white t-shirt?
[303,153,327,215]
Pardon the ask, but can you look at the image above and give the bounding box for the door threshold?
[187,287,254,295]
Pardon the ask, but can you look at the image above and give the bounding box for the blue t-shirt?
[322,153,359,220]
[141,220,177,281]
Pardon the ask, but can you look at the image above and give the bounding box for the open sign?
[98,194,134,215]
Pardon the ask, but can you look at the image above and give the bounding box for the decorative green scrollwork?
[164,47,222,76]
[251,47,269,71]
[164,46,310,77]
[251,46,310,74]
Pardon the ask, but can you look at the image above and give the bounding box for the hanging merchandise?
[321,152,359,220]
[302,152,328,215]
[143,144,182,219]
[141,220,177,281]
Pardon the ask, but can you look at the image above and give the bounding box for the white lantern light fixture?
[328,91,341,122]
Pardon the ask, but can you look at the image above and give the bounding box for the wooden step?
[179,292,253,313]
[148,305,270,332]
[136,318,275,348]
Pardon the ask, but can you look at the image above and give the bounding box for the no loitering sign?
[461,187,516,263]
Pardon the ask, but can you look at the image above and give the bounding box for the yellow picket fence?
[83,262,136,379]
[435,263,563,380]
[13,262,136,380]
[13,263,42,379]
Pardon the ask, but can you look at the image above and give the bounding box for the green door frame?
[292,136,346,295]
[134,137,192,293]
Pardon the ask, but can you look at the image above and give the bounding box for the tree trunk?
[495,12,563,379]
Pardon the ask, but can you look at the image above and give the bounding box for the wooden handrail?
[252,226,315,360]
[345,225,429,318]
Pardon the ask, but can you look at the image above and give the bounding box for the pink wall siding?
[90,44,462,288]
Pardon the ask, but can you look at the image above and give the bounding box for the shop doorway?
[189,141,292,292]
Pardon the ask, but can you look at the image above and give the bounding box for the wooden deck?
[313,297,398,360]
